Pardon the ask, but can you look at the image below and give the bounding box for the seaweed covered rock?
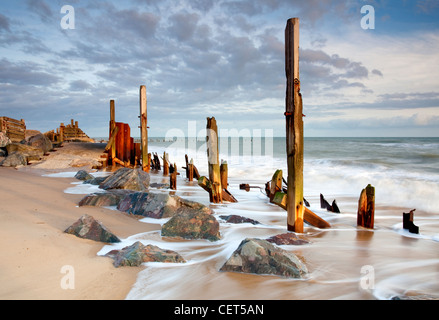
[105,241,186,267]
[79,190,133,207]
[161,210,220,241]
[219,215,260,225]
[64,214,120,243]
[99,167,150,191]
[74,170,94,181]
[220,238,308,278]
[266,233,310,245]
[117,192,213,219]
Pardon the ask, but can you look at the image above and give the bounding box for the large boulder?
[79,190,133,207]
[99,168,150,191]
[26,133,53,154]
[0,132,11,148]
[1,152,27,167]
[64,214,121,243]
[117,192,213,219]
[105,241,186,267]
[220,238,308,278]
[161,210,220,241]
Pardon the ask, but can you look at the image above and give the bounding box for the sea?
[57,137,439,300]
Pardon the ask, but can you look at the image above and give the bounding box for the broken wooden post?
[188,158,194,181]
[163,152,169,176]
[60,123,65,142]
[220,160,228,190]
[403,209,419,234]
[206,117,222,203]
[285,17,304,233]
[139,85,149,172]
[109,100,116,165]
[170,162,177,190]
[357,184,375,229]
[270,170,283,202]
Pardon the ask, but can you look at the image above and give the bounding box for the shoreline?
[0,166,159,300]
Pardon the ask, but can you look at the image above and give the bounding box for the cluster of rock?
[69,167,310,278]
[0,131,53,167]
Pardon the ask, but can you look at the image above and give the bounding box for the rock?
[161,210,220,241]
[64,214,121,243]
[79,190,133,207]
[117,192,213,219]
[391,294,439,300]
[26,133,53,154]
[74,170,95,181]
[220,238,308,278]
[105,241,186,267]
[219,215,260,225]
[83,176,108,185]
[99,167,150,191]
[1,152,27,167]
[0,132,11,148]
[6,143,44,162]
[266,233,310,245]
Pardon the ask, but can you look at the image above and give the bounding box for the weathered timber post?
[220,160,228,190]
[109,100,116,165]
[188,158,194,181]
[140,85,149,172]
[403,209,419,234]
[170,162,177,190]
[285,18,304,233]
[60,123,65,142]
[163,152,169,176]
[206,117,222,203]
[357,184,375,229]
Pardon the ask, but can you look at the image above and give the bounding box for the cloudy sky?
[1,0,438,138]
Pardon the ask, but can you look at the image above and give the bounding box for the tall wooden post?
[140,85,149,172]
[206,117,222,203]
[109,100,116,165]
[285,18,304,233]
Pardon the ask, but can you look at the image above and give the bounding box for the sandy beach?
[0,142,159,300]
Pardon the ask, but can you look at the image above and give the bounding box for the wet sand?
[0,160,159,300]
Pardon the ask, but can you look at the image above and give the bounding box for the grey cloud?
[26,0,53,23]
[0,59,60,86]
[0,13,11,32]
[168,12,200,42]
[69,80,93,92]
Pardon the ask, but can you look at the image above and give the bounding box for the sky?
[0,0,439,138]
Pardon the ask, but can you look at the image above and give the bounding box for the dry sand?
[0,142,159,300]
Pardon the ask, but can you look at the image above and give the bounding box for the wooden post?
[140,85,149,172]
[109,100,116,165]
[170,162,177,190]
[163,152,169,176]
[357,184,375,229]
[220,160,228,190]
[188,158,194,181]
[285,17,304,233]
[206,117,222,203]
[60,123,65,142]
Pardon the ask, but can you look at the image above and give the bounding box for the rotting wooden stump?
[170,162,177,190]
[403,209,419,234]
[357,184,375,229]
